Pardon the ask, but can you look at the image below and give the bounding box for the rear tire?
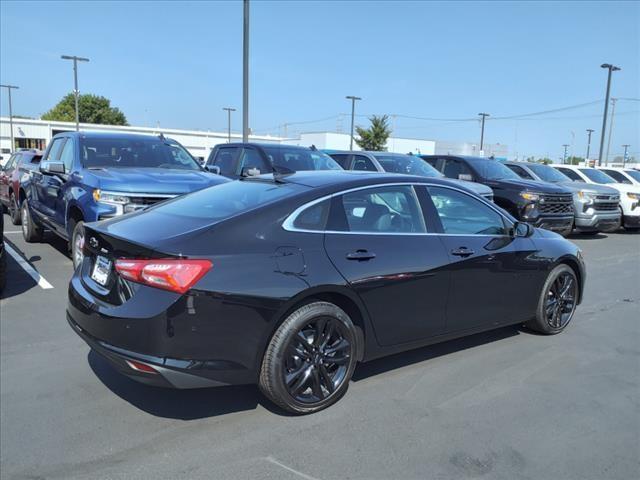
[20,200,43,243]
[526,264,578,335]
[69,220,85,269]
[259,301,358,414]
[9,192,21,225]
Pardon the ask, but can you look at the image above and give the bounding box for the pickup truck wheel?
[21,200,43,243]
[9,193,21,225]
[70,220,85,269]
[526,264,578,335]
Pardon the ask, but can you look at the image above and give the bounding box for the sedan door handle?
[346,250,376,261]
[451,247,475,257]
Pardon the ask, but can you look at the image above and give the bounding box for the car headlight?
[93,189,131,205]
[627,192,640,200]
[575,190,595,203]
[520,192,540,201]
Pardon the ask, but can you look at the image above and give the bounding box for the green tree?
[566,156,584,165]
[42,93,128,125]
[355,114,392,151]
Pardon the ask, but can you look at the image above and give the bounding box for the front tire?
[526,264,578,334]
[20,200,43,243]
[70,220,85,269]
[259,302,358,414]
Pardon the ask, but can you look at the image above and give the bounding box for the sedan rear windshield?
[527,163,571,183]
[578,168,617,184]
[373,154,442,178]
[262,147,342,171]
[150,180,305,221]
[80,137,201,171]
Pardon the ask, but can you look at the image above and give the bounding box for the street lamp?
[345,95,361,151]
[0,84,19,152]
[563,144,570,164]
[622,144,630,166]
[597,63,621,166]
[585,128,594,160]
[242,0,250,142]
[61,55,90,131]
[478,113,490,153]
[223,107,236,143]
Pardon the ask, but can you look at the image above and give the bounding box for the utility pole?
[605,97,618,166]
[346,95,361,150]
[223,107,236,143]
[61,55,90,131]
[622,144,630,166]
[478,113,490,153]
[242,0,250,142]
[0,84,19,152]
[585,128,594,160]
[597,63,621,166]
[563,144,570,164]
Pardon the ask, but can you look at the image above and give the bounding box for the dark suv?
[205,143,341,178]
[0,149,43,225]
[421,155,574,236]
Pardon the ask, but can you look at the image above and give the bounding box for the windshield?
[578,168,617,184]
[80,137,201,170]
[624,169,640,182]
[474,160,521,180]
[373,154,443,177]
[527,163,571,183]
[152,180,304,220]
[262,147,342,171]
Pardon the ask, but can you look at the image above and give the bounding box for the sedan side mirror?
[206,165,221,175]
[42,162,65,174]
[513,221,533,238]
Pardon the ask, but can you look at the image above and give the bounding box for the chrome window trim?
[98,190,179,199]
[282,181,514,236]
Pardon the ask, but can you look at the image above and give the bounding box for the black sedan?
[67,171,585,414]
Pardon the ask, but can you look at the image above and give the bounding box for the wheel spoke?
[559,277,574,299]
[310,367,324,399]
[285,363,308,386]
[313,318,327,347]
[319,364,335,394]
[289,366,313,395]
[326,353,350,365]
[324,338,349,356]
[295,332,313,354]
[319,321,335,349]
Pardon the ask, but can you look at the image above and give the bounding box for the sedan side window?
[428,186,507,235]
[352,155,377,172]
[292,199,331,231]
[556,168,584,182]
[337,185,426,233]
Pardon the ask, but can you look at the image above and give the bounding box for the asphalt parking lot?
[1,211,639,480]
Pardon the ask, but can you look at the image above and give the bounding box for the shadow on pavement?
[568,232,608,240]
[88,350,288,419]
[1,239,38,300]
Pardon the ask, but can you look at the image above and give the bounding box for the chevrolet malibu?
[67,171,585,414]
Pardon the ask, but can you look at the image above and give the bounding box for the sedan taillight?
[115,258,212,294]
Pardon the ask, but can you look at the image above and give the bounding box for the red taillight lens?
[115,258,212,294]
[125,359,159,374]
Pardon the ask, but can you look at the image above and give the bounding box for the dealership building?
[0,117,508,162]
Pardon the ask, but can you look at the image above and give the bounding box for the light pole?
[597,63,620,166]
[478,113,490,153]
[346,95,361,150]
[0,84,19,152]
[223,107,236,143]
[585,128,594,160]
[563,144,570,164]
[605,97,618,166]
[61,55,90,131]
[622,144,630,166]
[242,0,250,142]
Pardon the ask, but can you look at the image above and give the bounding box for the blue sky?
[1,0,638,160]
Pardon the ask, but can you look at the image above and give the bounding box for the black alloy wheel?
[9,192,21,225]
[527,264,578,334]
[259,302,358,414]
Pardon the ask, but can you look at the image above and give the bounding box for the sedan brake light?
[115,258,212,294]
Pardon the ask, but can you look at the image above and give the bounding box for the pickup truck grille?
[594,202,619,211]
[539,194,573,215]
[124,194,177,213]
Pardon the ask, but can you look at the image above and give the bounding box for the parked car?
[0,213,6,293]
[67,171,585,414]
[551,164,640,231]
[205,143,342,179]
[325,150,494,202]
[596,166,640,187]
[22,132,229,268]
[504,161,621,234]
[0,149,43,225]
[421,155,575,236]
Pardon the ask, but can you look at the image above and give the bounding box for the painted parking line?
[4,243,54,290]
[3,230,22,234]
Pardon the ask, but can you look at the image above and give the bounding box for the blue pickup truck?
[21,131,228,267]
